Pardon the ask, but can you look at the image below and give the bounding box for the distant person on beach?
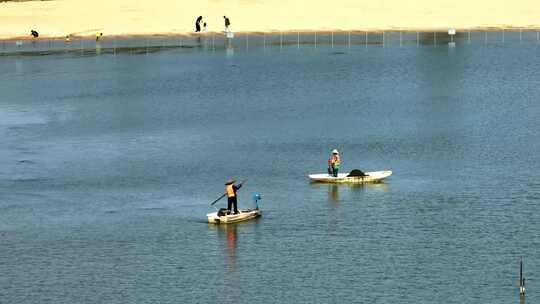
[30,30,39,38]
[96,32,103,41]
[203,22,207,32]
[195,16,202,32]
[224,16,231,32]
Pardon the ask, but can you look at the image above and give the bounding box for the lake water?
[1,34,540,303]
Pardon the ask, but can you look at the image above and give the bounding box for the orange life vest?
[226,184,236,198]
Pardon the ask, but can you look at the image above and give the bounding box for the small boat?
[207,208,261,224]
[308,170,392,184]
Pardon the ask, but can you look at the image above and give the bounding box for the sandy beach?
[1,0,540,39]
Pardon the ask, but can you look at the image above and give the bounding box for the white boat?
[207,208,261,224]
[308,170,392,184]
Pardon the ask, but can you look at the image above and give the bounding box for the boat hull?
[207,209,261,224]
[308,170,392,184]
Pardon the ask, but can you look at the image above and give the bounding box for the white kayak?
[207,208,261,224]
[308,170,392,184]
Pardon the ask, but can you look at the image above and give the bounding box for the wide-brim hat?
[225,179,235,185]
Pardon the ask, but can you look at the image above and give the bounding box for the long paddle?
[210,180,247,206]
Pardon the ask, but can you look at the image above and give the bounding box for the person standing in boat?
[328,149,341,177]
[225,179,242,214]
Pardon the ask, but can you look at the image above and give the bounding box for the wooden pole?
[365,31,368,48]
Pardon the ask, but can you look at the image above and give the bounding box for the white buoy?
[448,28,456,47]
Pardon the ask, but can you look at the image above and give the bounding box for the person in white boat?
[225,179,242,214]
[327,149,341,177]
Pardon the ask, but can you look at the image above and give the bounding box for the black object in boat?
[347,169,368,177]
[217,208,229,216]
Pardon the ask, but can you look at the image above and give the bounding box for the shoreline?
[2,0,540,40]
[2,27,540,41]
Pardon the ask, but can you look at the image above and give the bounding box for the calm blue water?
[1,37,540,303]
